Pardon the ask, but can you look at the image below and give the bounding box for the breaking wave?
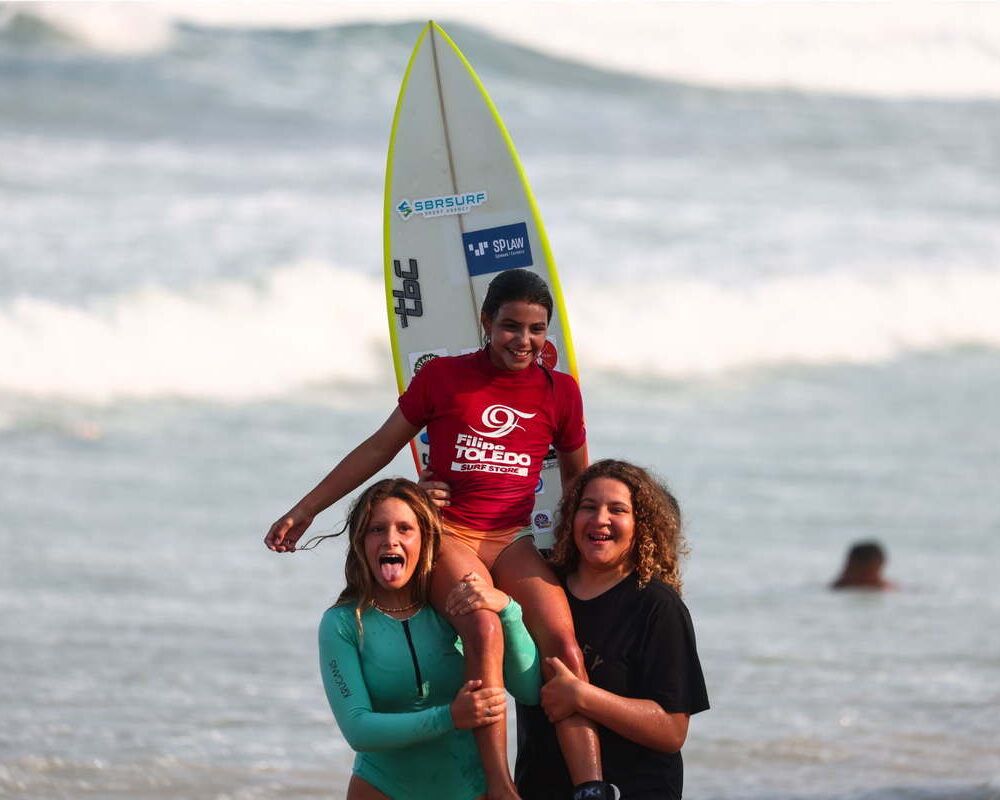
[2,263,998,403]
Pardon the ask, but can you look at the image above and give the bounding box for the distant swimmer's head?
[480,269,553,371]
[320,479,441,623]
[831,539,894,590]
[552,459,689,595]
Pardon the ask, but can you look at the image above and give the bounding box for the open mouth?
[588,533,613,542]
[378,553,405,582]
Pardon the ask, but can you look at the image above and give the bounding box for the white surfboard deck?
[383,22,579,550]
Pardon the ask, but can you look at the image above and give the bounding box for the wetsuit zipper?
[401,620,426,698]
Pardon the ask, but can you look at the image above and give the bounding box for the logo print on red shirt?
[471,404,536,439]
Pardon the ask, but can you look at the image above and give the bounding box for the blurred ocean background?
[1,3,999,799]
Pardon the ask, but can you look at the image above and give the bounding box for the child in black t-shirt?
[513,459,710,800]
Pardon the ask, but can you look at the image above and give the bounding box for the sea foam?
[2,264,998,403]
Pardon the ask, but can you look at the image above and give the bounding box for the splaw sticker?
[462,222,533,276]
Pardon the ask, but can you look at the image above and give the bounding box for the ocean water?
[1,6,999,800]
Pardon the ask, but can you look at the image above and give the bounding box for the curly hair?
[551,460,688,594]
[302,478,441,641]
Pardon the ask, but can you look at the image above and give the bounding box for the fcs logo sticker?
[471,404,536,439]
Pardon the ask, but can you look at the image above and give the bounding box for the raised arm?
[266,408,420,552]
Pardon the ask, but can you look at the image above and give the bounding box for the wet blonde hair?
[304,478,442,638]
[551,460,688,594]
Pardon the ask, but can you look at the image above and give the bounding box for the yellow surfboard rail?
[383,23,431,395]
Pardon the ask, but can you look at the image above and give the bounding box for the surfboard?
[383,21,579,550]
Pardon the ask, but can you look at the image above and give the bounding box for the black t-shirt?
[515,572,709,800]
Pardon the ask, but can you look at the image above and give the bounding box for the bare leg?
[431,537,518,800]
[493,538,602,786]
[346,776,392,800]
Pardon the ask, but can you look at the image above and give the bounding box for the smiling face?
[363,497,423,598]
[572,477,636,577]
[481,300,549,371]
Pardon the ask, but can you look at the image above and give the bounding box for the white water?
[2,264,999,402]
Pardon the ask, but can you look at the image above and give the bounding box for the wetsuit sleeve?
[552,372,586,453]
[499,599,541,705]
[318,608,454,751]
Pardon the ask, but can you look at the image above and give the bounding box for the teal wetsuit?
[319,600,540,800]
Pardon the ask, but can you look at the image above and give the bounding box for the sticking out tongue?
[380,555,404,583]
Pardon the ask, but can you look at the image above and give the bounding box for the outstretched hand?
[445,572,510,616]
[450,679,507,729]
[540,656,585,723]
[265,507,314,553]
[418,468,451,508]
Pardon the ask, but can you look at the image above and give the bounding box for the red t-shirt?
[397,349,586,530]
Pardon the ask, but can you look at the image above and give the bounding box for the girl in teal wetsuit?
[315,478,540,800]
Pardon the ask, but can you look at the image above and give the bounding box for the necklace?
[372,598,422,614]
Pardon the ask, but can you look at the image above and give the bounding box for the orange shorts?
[443,521,535,570]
